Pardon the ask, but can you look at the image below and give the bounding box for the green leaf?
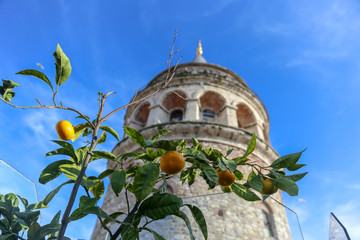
[92,151,119,163]
[139,193,183,220]
[39,160,73,184]
[51,211,61,224]
[286,172,308,182]
[120,152,144,161]
[226,148,233,157]
[247,175,263,192]
[69,208,87,221]
[42,180,74,206]
[16,69,53,90]
[27,222,41,240]
[81,206,112,219]
[223,158,237,173]
[2,79,20,89]
[149,140,177,151]
[35,223,60,239]
[218,157,228,171]
[143,228,166,240]
[234,169,244,180]
[111,169,126,197]
[247,170,256,182]
[100,126,120,141]
[180,169,189,185]
[272,177,299,196]
[53,44,71,86]
[232,183,261,201]
[79,196,97,210]
[185,204,208,240]
[103,212,125,225]
[243,134,256,158]
[89,181,105,199]
[98,169,114,180]
[15,211,40,227]
[151,129,172,141]
[270,150,305,169]
[71,123,89,142]
[133,162,160,201]
[97,131,107,144]
[188,168,198,186]
[2,91,15,102]
[174,210,195,240]
[51,140,75,151]
[0,234,15,240]
[16,195,29,208]
[45,147,77,162]
[59,164,81,181]
[180,148,208,161]
[123,126,144,147]
[74,146,89,164]
[199,163,218,189]
[287,163,306,171]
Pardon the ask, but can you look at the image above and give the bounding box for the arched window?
[135,102,150,125]
[202,109,216,122]
[261,203,277,239]
[169,109,183,121]
[262,210,275,238]
[236,103,255,128]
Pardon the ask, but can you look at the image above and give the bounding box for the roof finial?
[196,40,203,55]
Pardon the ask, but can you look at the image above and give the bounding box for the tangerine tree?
[0,40,307,240]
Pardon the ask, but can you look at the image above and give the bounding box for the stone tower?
[92,41,292,240]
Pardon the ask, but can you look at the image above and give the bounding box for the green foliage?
[111,170,126,197]
[0,194,70,239]
[54,44,72,87]
[0,79,19,102]
[16,69,53,91]
[133,162,159,201]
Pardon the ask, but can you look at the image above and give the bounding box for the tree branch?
[110,201,141,240]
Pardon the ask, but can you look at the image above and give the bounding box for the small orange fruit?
[261,178,278,195]
[56,120,75,141]
[216,168,236,186]
[160,151,185,175]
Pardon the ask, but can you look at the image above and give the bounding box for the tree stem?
[56,93,108,240]
[110,201,141,240]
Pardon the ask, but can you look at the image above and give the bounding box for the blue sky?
[1,0,360,239]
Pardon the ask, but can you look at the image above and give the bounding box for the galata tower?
[92,41,292,240]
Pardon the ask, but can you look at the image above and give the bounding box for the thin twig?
[100,32,182,123]
[125,188,130,214]
[0,97,95,129]
[111,201,141,240]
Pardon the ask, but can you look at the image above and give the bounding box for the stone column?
[219,104,238,127]
[184,98,200,120]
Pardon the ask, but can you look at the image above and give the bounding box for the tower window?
[170,109,183,121]
[262,210,275,238]
[202,109,216,122]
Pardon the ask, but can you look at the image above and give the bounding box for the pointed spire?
[192,40,207,63]
[197,40,203,55]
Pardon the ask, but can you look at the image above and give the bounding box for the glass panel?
[0,159,38,207]
[170,109,183,121]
